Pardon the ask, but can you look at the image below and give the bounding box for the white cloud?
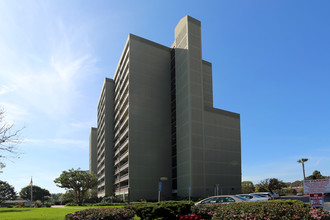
[70,121,95,129]
[24,138,87,146]
[0,4,99,120]
[0,102,28,123]
[49,138,87,146]
[0,85,16,95]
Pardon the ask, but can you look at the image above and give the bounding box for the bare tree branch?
[0,107,24,169]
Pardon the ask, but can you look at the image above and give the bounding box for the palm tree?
[297,158,308,180]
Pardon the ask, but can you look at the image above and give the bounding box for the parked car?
[272,192,280,199]
[237,194,269,201]
[195,195,249,205]
[250,192,274,200]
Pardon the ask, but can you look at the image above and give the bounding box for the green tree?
[289,180,303,187]
[297,158,308,180]
[306,170,326,180]
[241,181,255,193]
[51,193,63,202]
[20,185,50,202]
[255,178,286,193]
[268,178,286,193]
[54,168,97,204]
[255,179,270,192]
[0,180,17,203]
[59,190,75,203]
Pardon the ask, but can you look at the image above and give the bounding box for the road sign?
[158,181,162,192]
[310,193,324,208]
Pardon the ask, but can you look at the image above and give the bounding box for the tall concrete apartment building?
[90,16,241,201]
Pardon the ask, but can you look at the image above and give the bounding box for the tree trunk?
[302,163,306,180]
[74,191,78,203]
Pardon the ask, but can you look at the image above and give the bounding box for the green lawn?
[0,206,117,220]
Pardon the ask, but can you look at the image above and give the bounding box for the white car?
[237,194,269,201]
[272,192,280,199]
[250,192,274,200]
[195,195,249,205]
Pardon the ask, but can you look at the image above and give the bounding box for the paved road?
[281,195,330,211]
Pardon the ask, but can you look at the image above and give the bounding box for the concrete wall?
[203,107,241,195]
[174,16,241,198]
[128,34,172,201]
[89,127,98,175]
[174,16,193,198]
[202,61,213,107]
[174,16,208,198]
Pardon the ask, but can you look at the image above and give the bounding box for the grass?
[0,206,124,220]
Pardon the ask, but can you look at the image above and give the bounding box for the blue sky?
[0,1,329,194]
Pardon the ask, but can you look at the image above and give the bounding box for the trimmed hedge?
[130,200,194,220]
[191,200,330,220]
[65,207,135,220]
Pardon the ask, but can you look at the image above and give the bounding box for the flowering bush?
[179,213,202,220]
[191,200,330,220]
[14,202,25,208]
[65,207,135,220]
[310,208,330,220]
[33,201,42,208]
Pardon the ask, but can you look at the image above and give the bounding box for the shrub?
[191,200,330,220]
[65,202,79,206]
[93,202,128,206]
[190,203,219,219]
[310,208,330,220]
[179,214,202,220]
[131,200,194,220]
[14,202,25,208]
[42,203,52,207]
[101,195,124,203]
[65,207,135,220]
[33,201,42,208]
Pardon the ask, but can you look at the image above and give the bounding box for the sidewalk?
[324,202,330,211]
[51,205,66,208]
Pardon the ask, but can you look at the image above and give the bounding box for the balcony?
[98,172,105,181]
[115,68,129,97]
[115,92,129,120]
[115,117,128,137]
[98,179,105,188]
[114,138,129,158]
[115,185,129,194]
[114,149,129,166]
[114,173,129,184]
[115,105,129,132]
[115,127,129,147]
[114,161,129,175]
[115,72,129,103]
[114,48,129,83]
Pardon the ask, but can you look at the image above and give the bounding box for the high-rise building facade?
[90,16,241,201]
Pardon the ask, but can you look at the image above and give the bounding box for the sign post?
[304,179,329,209]
[158,181,162,202]
[188,185,191,201]
[310,193,324,208]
